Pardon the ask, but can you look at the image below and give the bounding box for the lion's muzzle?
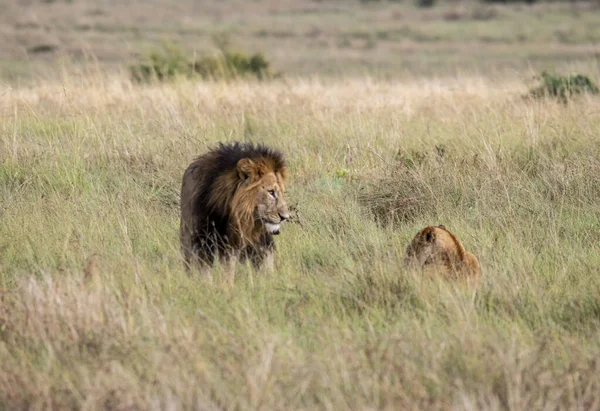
[265,222,281,235]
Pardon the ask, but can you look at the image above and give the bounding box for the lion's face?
[404,226,446,266]
[236,158,289,236]
[254,171,289,235]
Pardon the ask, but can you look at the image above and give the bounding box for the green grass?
[1,75,600,409]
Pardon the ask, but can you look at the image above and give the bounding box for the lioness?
[180,142,289,283]
[404,225,481,280]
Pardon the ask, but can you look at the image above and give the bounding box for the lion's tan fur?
[404,225,481,281]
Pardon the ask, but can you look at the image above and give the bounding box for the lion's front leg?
[184,252,214,283]
[196,259,214,283]
[260,249,274,273]
[222,251,239,286]
[246,233,275,274]
[249,246,275,274]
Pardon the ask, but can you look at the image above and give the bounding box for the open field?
[2,0,600,81]
[1,74,600,409]
[2,0,600,409]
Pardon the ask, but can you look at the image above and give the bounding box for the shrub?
[190,51,271,81]
[130,43,276,83]
[356,149,438,226]
[415,0,436,7]
[481,0,536,3]
[360,0,435,5]
[529,72,599,103]
[130,43,189,83]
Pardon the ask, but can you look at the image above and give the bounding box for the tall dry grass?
[1,74,600,410]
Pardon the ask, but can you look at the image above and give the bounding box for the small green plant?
[335,168,349,179]
[130,42,276,83]
[529,72,599,103]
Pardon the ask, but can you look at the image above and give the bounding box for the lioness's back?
[405,225,481,281]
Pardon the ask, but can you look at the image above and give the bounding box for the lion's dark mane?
[194,142,285,219]
[181,142,285,267]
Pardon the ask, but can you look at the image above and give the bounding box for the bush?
[190,51,271,81]
[529,72,599,103]
[360,0,435,5]
[415,0,436,7]
[356,148,439,226]
[130,43,189,83]
[481,0,536,3]
[130,43,276,83]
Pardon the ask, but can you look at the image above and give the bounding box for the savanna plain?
[2,1,600,410]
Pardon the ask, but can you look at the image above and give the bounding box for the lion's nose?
[279,213,289,222]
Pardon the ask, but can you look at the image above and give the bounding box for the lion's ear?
[237,158,257,181]
[278,165,288,181]
[425,228,436,243]
[438,224,446,230]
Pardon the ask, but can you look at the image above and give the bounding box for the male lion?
[404,225,481,281]
[180,142,290,283]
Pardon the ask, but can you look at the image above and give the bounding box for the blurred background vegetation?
[2,0,600,83]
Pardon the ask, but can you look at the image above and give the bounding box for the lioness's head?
[235,157,289,236]
[404,225,481,278]
[404,225,453,267]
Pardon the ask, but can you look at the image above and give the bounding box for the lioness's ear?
[425,228,435,243]
[438,224,446,230]
[237,158,256,181]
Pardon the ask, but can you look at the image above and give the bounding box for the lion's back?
[405,226,480,280]
[179,150,232,265]
[180,153,216,227]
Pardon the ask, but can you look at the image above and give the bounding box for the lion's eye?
[268,190,276,198]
